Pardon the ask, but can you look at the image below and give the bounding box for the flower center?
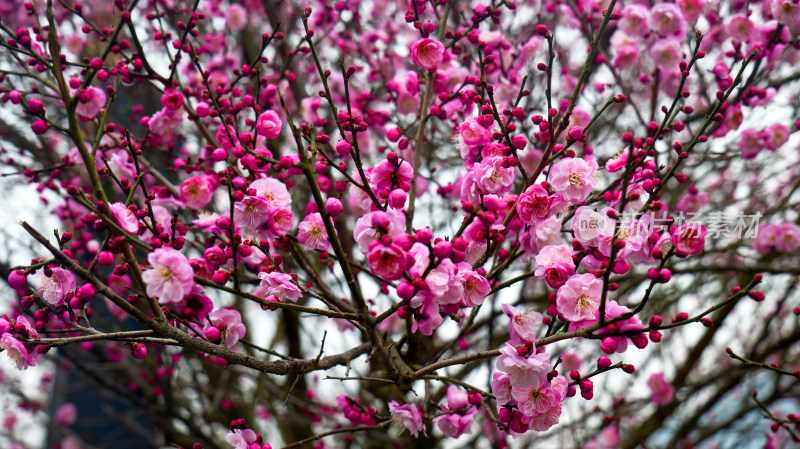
[568,173,583,187]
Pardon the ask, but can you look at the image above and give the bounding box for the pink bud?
[205,326,221,342]
[597,356,612,369]
[388,189,407,208]
[324,197,343,216]
[568,126,583,141]
[8,270,27,290]
[130,343,147,359]
[31,119,49,135]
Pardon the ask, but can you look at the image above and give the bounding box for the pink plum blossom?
[410,38,444,69]
[256,110,282,139]
[534,245,576,288]
[556,273,603,322]
[297,213,331,251]
[549,157,596,205]
[671,223,706,255]
[180,176,214,209]
[257,271,302,302]
[388,401,425,437]
[36,267,76,306]
[648,373,675,406]
[142,247,195,304]
[109,202,139,234]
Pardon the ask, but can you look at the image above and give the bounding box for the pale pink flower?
[726,14,755,42]
[225,4,248,31]
[737,128,765,159]
[650,38,682,71]
[55,403,77,426]
[495,342,551,387]
[491,372,514,405]
[142,247,195,304]
[256,110,282,139]
[249,177,291,209]
[676,0,706,22]
[410,38,444,69]
[648,373,675,406]
[368,242,407,281]
[257,271,302,302]
[148,107,184,137]
[297,213,330,251]
[207,308,247,347]
[502,304,543,344]
[528,402,562,431]
[458,119,492,157]
[549,157,596,205]
[109,202,139,234]
[671,223,706,255]
[75,86,106,121]
[411,294,444,336]
[571,206,614,244]
[763,123,790,151]
[353,210,405,253]
[225,428,258,449]
[265,207,294,238]
[180,175,214,209]
[234,196,272,230]
[0,334,34,370]
[517,184,551,224]
[36,267,77,306]
[772,0,800,31]
[556,273,603,322]
[474,156,515,195]
[618,5,650,36]
[511,384,558,416]
[456,267,490,307]
[775,223,800,252]
[426,259,463,304]
[388,401,425,437]
[434,409,476,439]
[649,3,687,37]
[534,245,576,289]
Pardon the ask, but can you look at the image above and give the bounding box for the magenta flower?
[556,273,603,322]
[141,247,195,304]
[368,242,407,281]
[534,245,575,289]
[265,207,294,238]
[257,271,302,302]
[388,401,425,437]
[517,184,551,224]
[36,267,77,306]
[369,159,413,193]
[671,223,706,255]
[549,157,596,205]
[410,38,444,69]
[180,175,214,209]
[109,202,139,234]
[256,110,282,139]
[297,213,330,251]
[55,403,77,427]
